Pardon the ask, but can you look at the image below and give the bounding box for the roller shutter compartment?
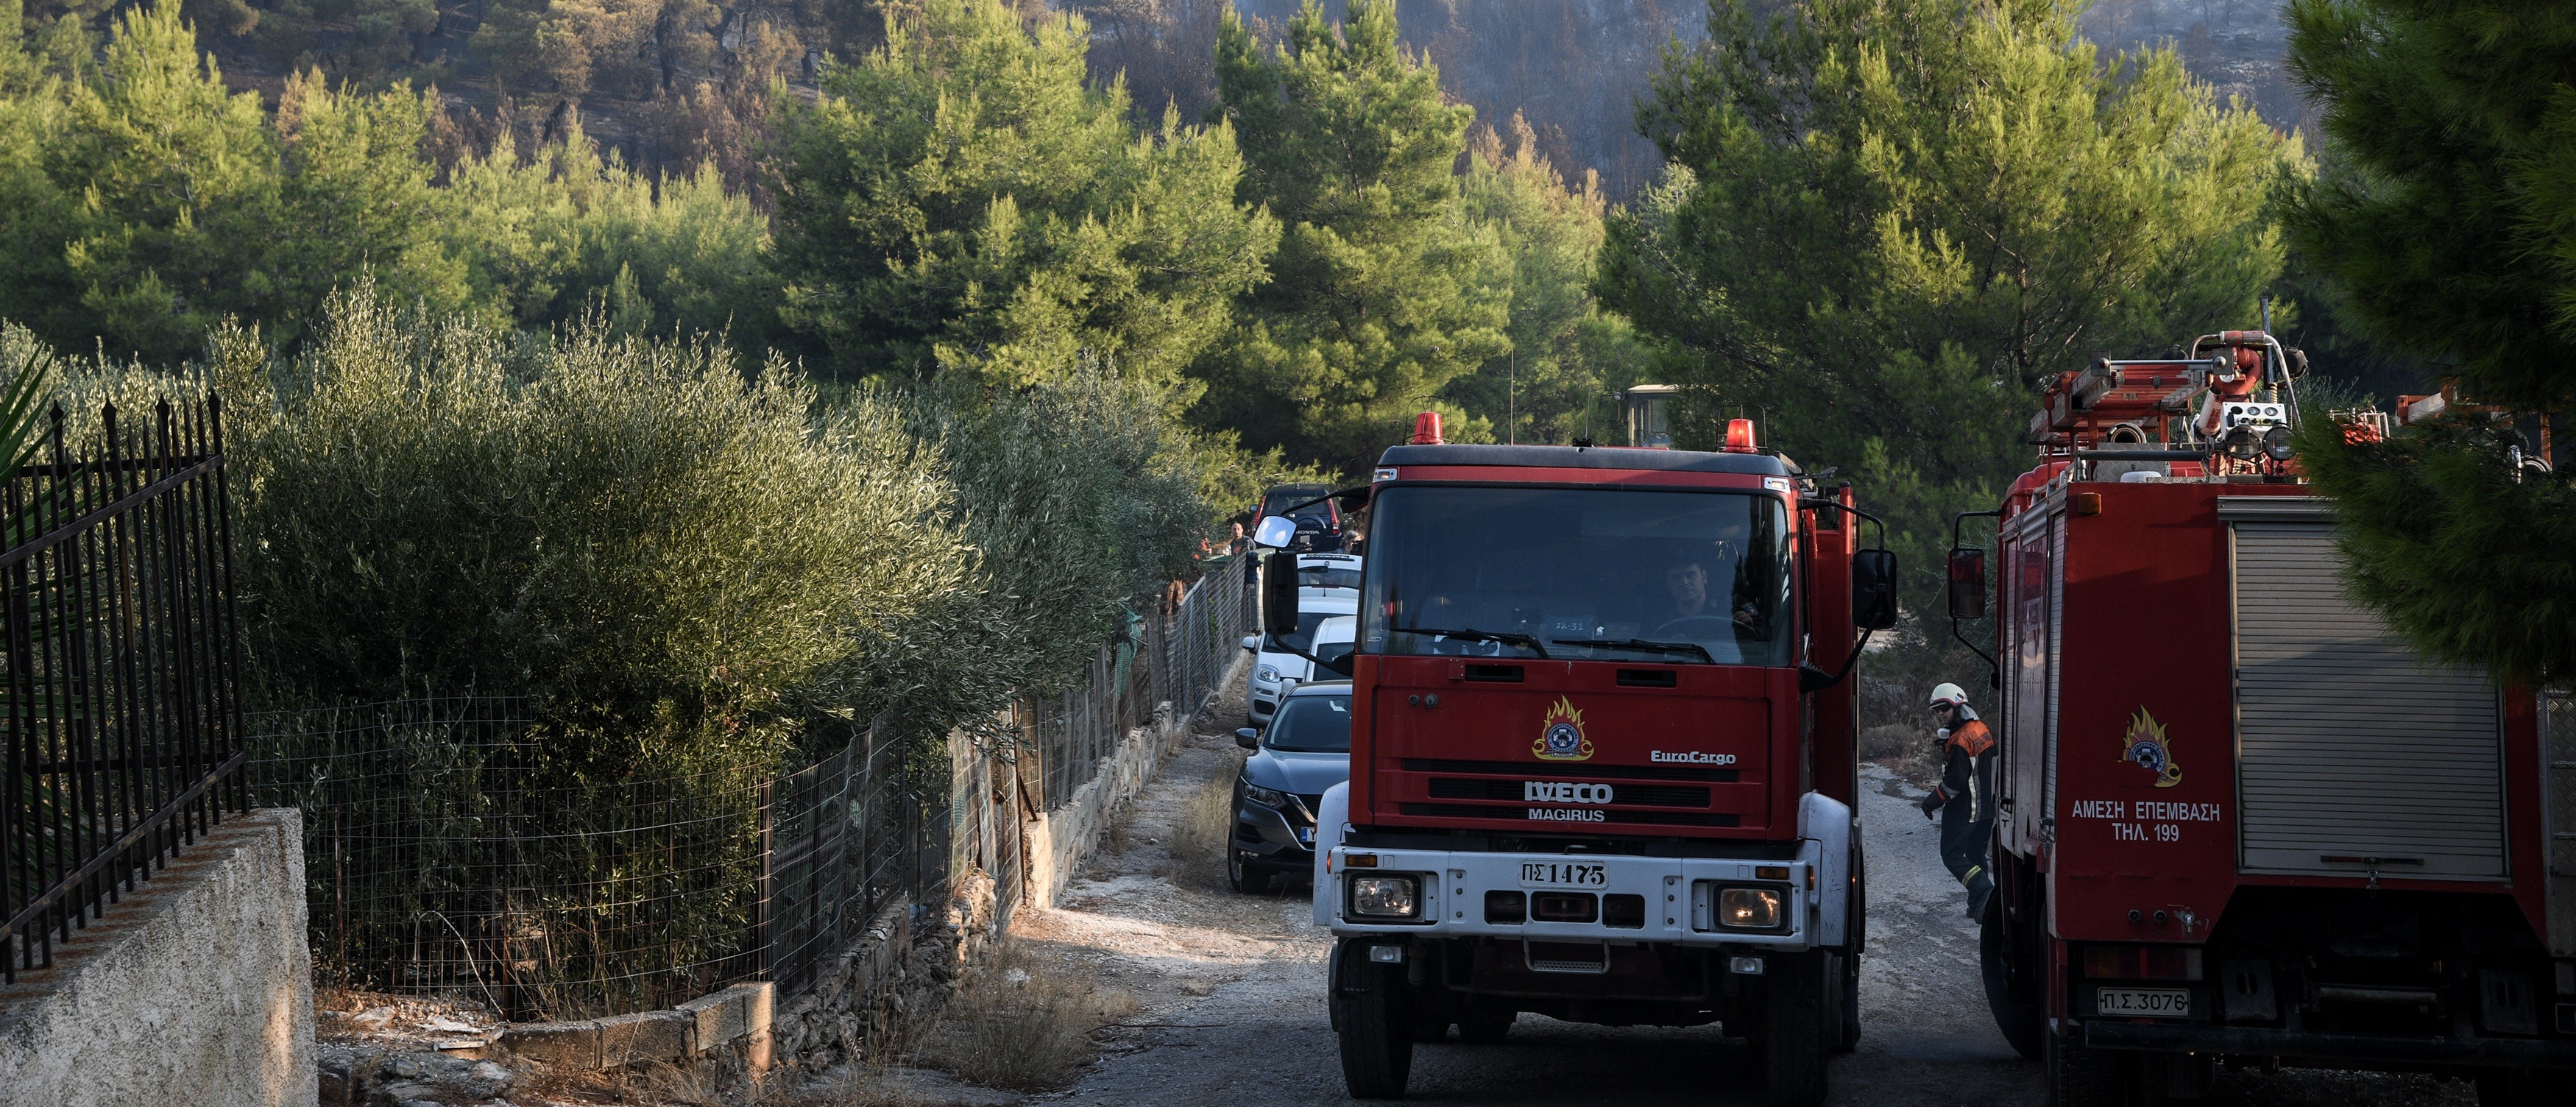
[2225,501,2505,880]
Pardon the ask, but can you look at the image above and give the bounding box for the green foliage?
[771,0,1278,391]
[1197,0,1510,471]
[35,0,277,362]
[1600,0,2301,605]
[442,120,779,343]
[0,1,779,362]
[213,288,974,765]
[2285,0,2576,415]
[2291,411,2576,686]
[2282,0,2576,685]
[1445,114,1652,445]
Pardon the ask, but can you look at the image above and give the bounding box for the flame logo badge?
[2120,707,2183,788]
[1533,696,1595,762]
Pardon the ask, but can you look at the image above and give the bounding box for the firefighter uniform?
[1919,687,1998,919]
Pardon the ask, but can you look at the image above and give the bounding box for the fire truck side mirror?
[1262,551,1301,638]
[1947,548,1987,621]
[1852,549,1898,630]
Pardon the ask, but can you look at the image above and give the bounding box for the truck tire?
[2044,1024,2128,1107]
[1763,950,1830,1107]
[1980,896,2043,1061]
[1838,846,1864,1053]
[1337,951,1414,1100]
[1457,1005,1514,1044]
[2477,1070,2550,1107]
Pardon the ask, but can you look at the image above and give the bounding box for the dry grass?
[919,940,1139,1092]
[1164,759,1239,880]
[1860,723,1940,790]
[748,1069,928,1107]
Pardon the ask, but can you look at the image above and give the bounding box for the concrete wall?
[0,807,316,1107]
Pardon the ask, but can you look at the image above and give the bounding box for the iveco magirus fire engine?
[1956,330,2576,1104]
[1251,411,1897,1106]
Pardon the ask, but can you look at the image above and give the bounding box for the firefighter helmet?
[1928,682,1969,710]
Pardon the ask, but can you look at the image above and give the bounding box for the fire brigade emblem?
[2118,707,2184,788]
[1534,696,1595,762]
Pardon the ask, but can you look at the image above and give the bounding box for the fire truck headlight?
[1719,887,1784,930]
[1350,876,1421,919]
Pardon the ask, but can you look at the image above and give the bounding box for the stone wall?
[0,808,316,1107]
[769,652,1242,1072]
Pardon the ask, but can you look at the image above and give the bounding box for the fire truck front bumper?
[1319,793,1854,952]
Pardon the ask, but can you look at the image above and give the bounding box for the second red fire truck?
[1958,331,2576,1104]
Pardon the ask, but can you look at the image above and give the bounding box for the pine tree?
[2282,0,2576,685]
[1599,0,2299,600]
[45,0,278,362]
[1447,113,1649,445]
[771,0,1278,392]
[1197,0,1510,470]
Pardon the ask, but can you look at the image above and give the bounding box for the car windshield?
[1263,486,1330,518]
[1272,607,1353,654]
[1267,694,1353,752]
[1359,485,1792,666]
[1299,562,1364,591]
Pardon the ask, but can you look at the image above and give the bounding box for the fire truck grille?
[1398,802,1739,827]
[1399,757,1738,782]
[1425,777,1711,807]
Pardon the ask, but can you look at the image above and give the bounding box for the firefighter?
[1918,682,1998,919]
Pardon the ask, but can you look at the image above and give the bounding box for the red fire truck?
[1959,331,2576,1104]
[1269,413,1897,1106]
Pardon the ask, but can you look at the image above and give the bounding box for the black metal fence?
[1,397,247,983]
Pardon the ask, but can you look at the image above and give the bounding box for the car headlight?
[1719,887,1783,930]
[1350,875,1420,919]
[1242,781,1289,808]
[1256,665,1281,683]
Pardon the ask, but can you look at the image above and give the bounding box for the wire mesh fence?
[3,396,248,984]
[245,698,774,1019]
[239,553,1256,1019]
[1014,554,1255,811]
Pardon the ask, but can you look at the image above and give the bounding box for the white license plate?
[1520,861,1607,888]
[1297,826,1315,844]
[2095,987,2190,1016]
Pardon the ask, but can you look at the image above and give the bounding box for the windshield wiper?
[1391,626,1549,658]
[1554,637,1715,663]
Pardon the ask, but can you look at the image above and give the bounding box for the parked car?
[1228,680,1353,892]
[1253,482,1342,552]
[1293,551,1363,594]
[1244,606,1355,729]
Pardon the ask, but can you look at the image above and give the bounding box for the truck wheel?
[1337,951,1414,1100]
[2478,1070,2550,1107]
[1840,843,1866,1053]
[1980,897,2043,1061]
[2043,1024,2128,1107]
[1457,1005,1514,1044]
[1763,951,1830,1107]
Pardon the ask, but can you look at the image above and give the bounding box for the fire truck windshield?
[1359,485,1791,666]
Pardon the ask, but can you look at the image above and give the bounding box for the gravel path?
[988,682,2474,1106]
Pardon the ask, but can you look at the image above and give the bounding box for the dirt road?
[1003,697,2474,1106]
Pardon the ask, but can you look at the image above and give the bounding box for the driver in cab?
[1658,550,1756,634]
